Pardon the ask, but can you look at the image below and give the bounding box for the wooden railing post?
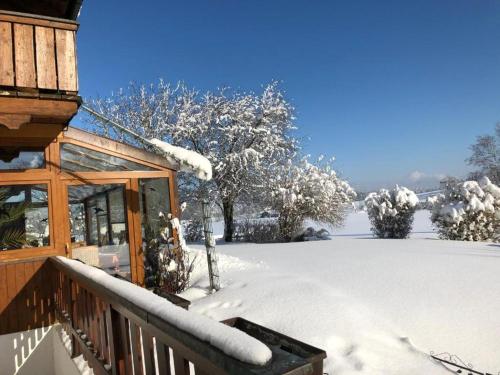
[106,305,126,375]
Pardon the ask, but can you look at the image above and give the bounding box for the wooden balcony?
[0,257,327,375]
[0,10,80,130]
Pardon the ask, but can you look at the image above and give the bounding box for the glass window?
[139,178,171,236]
[139,178,171,288]
[68,184,131,280]
[0,184,50,250]
[0,147,45,170]
[61,143,156,172]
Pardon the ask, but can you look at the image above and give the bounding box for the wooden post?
[201,199,220,291]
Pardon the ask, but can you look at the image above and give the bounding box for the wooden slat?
[156,341,172,375]
[119,315,133,375]
[97,300,110,364]
[24,261,35,330]
[141,330,155,375]
[0,265,7,333]
[55,29,77,91]
[129,322,143,375]
[106,306,120,375]
[6,264,18,333]
[35,26,57,89]
[0,21,14,86]
[173,352,190,375]
[14,23,36,88]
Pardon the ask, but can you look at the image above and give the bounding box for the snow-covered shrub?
[182,218,204,243]
[430,177,500,242]
[269,157,356,242]
[365,186,419,239]
[294,227,331,241]
[233,219,281,243]
[143,213,195,294]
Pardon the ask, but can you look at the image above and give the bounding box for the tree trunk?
[223,199,235,242]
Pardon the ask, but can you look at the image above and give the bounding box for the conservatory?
[0,125,179,284]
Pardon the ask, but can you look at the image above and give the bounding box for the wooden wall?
[0,258,55,335]
[0,11,78,92]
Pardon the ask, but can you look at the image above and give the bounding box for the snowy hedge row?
[365,186,419,239]
[429,177,500,242]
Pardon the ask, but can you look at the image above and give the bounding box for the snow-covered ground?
[182,210,500,374]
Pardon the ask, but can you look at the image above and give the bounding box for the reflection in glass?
[139,178,171,236]
[0,184,49,250]
[61,143,156,172]
[68,184,131,280]
[139,178,171,288]
[0,148,45,170]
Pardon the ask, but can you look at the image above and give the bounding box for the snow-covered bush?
[365,186,419,239]
[269,157,356,242]
[182,218,204,243]
[233,219,281,243]
[143,213,195,293]
[430,177,500,242]
[294,227,331,241]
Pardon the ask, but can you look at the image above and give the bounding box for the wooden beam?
[0,123,63,139]
[0,96,79,127]
[0,10,79,31]
[0,114,32,129]
[63,128,178,171]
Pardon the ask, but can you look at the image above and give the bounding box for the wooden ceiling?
[0,0,82,20]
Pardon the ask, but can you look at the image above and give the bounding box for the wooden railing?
[0,256,326,375]
[0,10,78,94]
[0,257,56,335]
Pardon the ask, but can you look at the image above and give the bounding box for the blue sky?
[75,0,500,191]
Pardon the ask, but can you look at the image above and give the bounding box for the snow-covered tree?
[365,186,419,239]
[267,156,355,241]
[430,177,500,242]
[85,81,297,242]
[466,124,499,184]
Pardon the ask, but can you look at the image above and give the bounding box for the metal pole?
[201,199,220,291]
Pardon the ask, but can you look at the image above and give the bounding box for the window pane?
[139,178,171,237]
[0,184,50,250]
[0,148,45,170]
[61,143,156,172]
[68,184,131,280]
[139,178,171,288]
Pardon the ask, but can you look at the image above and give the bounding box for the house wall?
[0,324,81,375]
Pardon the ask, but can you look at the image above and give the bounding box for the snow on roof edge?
[56,256,271,366]
[150,138,212,181]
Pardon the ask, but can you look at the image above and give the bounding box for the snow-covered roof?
[150,138,212,181]
[56,256,270,365]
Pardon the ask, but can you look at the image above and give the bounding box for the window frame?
[0,138,51,174]
[64,178,134,280]
[0,179,55,261]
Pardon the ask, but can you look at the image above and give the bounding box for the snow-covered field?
[183,210,500,374]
